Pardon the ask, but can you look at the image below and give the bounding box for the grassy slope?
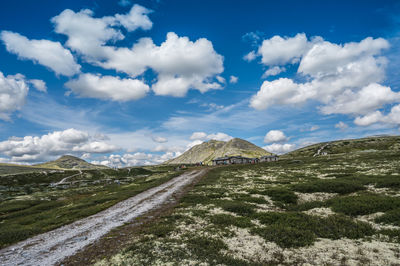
[0,166,181,248]
[35,155,109,170]
[96,136,400,265]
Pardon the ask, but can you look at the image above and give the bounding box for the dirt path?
[0,169,207,266]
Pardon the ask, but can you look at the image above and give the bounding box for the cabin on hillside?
[259,155,279,162]
[212,156,258,165]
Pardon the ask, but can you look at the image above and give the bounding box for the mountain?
[166,138,272,165]
[284,135,400,158]
[34,155,109,170]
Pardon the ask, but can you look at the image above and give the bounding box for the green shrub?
[292,179,365,194]
[210,214,253,228]
[262,187,298,204]
[221,201,255,215]
[327,194,400,216]
[375,209,400,226]
[251,212,374,248]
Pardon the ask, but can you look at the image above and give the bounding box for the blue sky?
[0,0,399,166]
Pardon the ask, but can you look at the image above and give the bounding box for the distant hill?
[166,138,272,165]
[35,155,109,170]
[284,135,400,158]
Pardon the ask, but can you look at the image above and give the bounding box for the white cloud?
[189,131,233,142]
[52,6,224,97]
[72,141,117,153]
[354,104,400,127]
[152,136,168,143]
[229,75,238,84]
[190,132,208,140]
[65,73,150,101]
[29,79,47,92]
[298,37,389,78]
[263,143,296,154]
[257,33,310,66]
[207,132,233,141]
[320,83,400,115]
[1,31,80,76]
[264,130,288,143]
[104,32,224,97]
[310,125,320,131]
[51,5,152,59]
[243,50,257,62]
[262,66,286,78]
[93,151,178,167]
[0,72,29,120]
[335,121,348,130]
[250,78,302,110]
[0,128,118,162]
[216,76,226,84]
[114,4,153,32]
[249,34,395,119]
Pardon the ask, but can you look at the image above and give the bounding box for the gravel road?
[0,170,206,266]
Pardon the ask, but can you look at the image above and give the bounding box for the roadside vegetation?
[96,136,400,265]
[0,165,180,248]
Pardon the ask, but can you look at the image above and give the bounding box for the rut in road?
[0,170,206,266]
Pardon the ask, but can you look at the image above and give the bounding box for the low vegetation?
[95,136,400,265]
[0,166,180,248]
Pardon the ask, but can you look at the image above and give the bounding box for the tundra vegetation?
[0,164,179,248]
[95,136,400,265]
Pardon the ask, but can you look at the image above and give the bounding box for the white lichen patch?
[295,192,338,204]
[222,227,273,262]
[222,227,400,265]
[257,175,277,181]
[208,207,238,216]
[317,174,336,179]
[304,207,335,217]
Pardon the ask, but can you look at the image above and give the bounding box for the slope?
[166,138,272,165]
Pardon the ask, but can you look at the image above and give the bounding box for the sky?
[0,0,400,167]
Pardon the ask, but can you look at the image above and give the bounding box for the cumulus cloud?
[207,132,233,141]
[243,50,257,62]
[51,5,152,59]
[1,31,80,76]
[354,105,400,126]
[65,73,150,101]
[114,4,153,32]
[93,151,179,167]
[262,66,286,78]
[264,130,288,143]
[249,34,395,119]
[29,79,47,92]
[257,33,310,66]
[263,143,296,154]
[52,6,224,97]
[229,75,238,84]
[335,121,348,130]
[0,128,118,162]
[0,72,29,120]
[190,132,208,140]
[320,83,400,115]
